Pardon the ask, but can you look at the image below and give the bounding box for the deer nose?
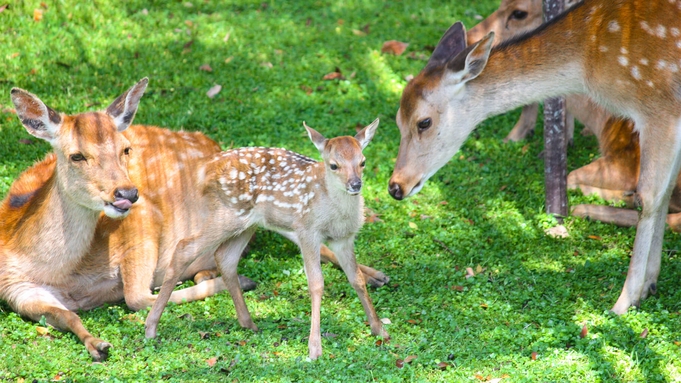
[348,179,362,193]
[388,182,403,200]
[114,187,139,204]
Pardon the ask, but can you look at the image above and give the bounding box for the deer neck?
[468,8,588,120]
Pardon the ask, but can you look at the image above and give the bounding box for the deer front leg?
[212,229,258,331]
[298,237,324,360]
[504,103,538,142]
[13,287,111,361]
[319,244,390,288]
[328,238,388,340]
[612,120,681,314]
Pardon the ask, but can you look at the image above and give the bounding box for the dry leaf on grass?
[33,9,43,21]
[381,40,409,55]
[531,351,537,360]
[206,357,217,367]
[580,324,588,338]
[0,4,8,13]
[323,68,344,80]
[465,267,475,279]
[640,328,648,338]
[206,84,222,98]
[199,64,212,72]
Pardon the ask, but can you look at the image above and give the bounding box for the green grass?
[1,1,681,382]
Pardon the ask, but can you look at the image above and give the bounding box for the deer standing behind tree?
[145,119,388,360]
[0,80,388,361]
[389,0,681,314]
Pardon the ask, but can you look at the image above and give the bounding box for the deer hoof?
[649,283,657,295]
[87,338,111,362]
[366,272,390,288]
[238,275,257,292]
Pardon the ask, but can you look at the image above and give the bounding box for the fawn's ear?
[354,118,379,150]
[303,122,328,153]
[11,88,63,143]
[106,77,148,132]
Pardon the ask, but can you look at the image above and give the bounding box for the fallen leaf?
[521,144,530,154]
[396,359,404,368]
[36,326,49,336]
[182,39,194,54]
[531,351,537,360]
[0,4,7,13]
[436,361,450,370]
[451,285,464,292]
[323,68,344,80]
[375,339,383,346]
[674,341,680,346]
[198,331,210,339]
[474,375,485,381]
[475,264,484,274]
[580,324,588,338]
[206,357,217,367]
[404,355,417,364]
[19,139,34,145]
[480,303,488,309]
[184,2,193,7]
[224,56,234,64]
[499,185,507,191]
[33,9,43,21]
[546,225,569,238]
[420,214,431,220]
[640,328,648,338]
[352,29,366,36]
[381,40,409,55]
[185,20,193,27]
[439,201,448,205]
[199,64,212,72]
[588,235,602,241]
[465,267,475,279]
[223,32,230,42]
[380,317,391,324]
[408,222,418,230]
[366,213,382,223]
[300,85,313,95]
[260,62,273,69]
[206,84,222,98]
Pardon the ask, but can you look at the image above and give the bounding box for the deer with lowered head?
[389,0,681,314]
[145,119,388,360]
[0,80,389,361]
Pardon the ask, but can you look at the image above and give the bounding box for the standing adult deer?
[388,0,681,314]
[145,120,388,360]
[1,81,389,361]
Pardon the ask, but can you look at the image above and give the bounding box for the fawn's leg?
[297,236,324,360]
[212,228,258,331]
[328,238,388,340]
[612,118,681,314]
[11,285,111,361]
[504,103,538,142]
[145,234,217,338]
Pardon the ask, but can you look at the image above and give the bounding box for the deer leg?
[567,157,638,206]
[120,239,162,311]
[319,244,390,288]
[12,286,110,361]
[145,234,216,338]
[328,238,388,340]
[612,119,681,314]
[296,237,324,360]
[504,103,538,142]
[212,229,258,331]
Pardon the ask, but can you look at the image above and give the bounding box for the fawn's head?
[10,78,148,218]
[304,118,379,195]
[389,23,494,200]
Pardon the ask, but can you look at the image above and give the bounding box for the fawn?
[145,119,388,360]
[389,0,681,314]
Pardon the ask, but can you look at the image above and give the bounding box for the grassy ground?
[1,1,680,382]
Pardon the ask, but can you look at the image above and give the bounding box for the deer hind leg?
[327,238,388,341]
[12,286,111,361]
[504,103,539,142]
[319,244,390,288]
[612,118,681,314]
[212,228,258,331]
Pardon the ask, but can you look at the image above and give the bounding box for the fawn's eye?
[330,163,338,170]
[70,153,86,162]
[360,160,366,167]
[510,10,528,20]
[417,118,432,132]
[124,147,132,156]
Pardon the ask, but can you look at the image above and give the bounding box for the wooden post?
[543,0,568,222]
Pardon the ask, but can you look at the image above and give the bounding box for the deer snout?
[347,178,362,194]
[388,181,404,200]
[112,187,139,211]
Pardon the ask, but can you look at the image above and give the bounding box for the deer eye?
[329,163,338,171]
[510,10,528,20]
[124,147,132,156]
[360,160,366,167]
[70,153,86,162]
[417,118,432,132]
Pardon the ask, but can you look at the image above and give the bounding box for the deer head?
[305,118,379,195]
[10,78,148,218]
[388,23,494,200]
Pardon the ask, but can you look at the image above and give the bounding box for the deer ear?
[444,32,494,86]
[426,21,468,70]
[303,122,327,153]
[11,88,62,143]
[354,118,379,150]
[106,77,148,132]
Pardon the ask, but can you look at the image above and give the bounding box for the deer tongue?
[113,199,133,210]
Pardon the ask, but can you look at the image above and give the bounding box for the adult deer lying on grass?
[0,81,389,362]
[145,119,388,360]
[389,0,681,314]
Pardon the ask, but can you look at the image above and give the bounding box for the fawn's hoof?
[238,275,257,292]
[366,272,390,288]
[87,338,111,362]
